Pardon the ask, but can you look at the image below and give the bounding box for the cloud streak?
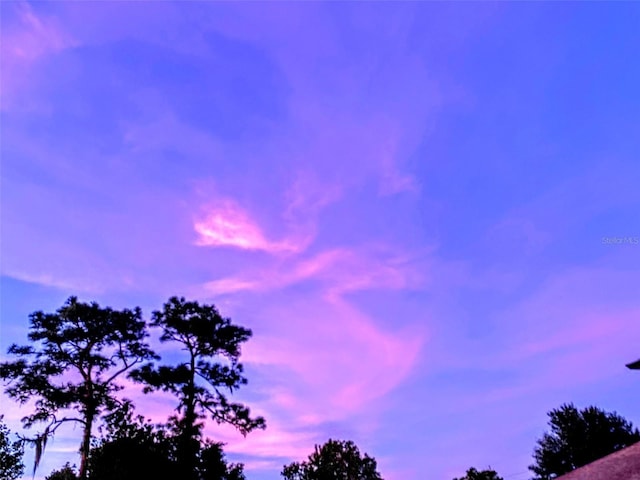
[194,199,302,253]
[1,1,77,110]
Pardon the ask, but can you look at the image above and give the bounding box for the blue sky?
[1,2,639,479]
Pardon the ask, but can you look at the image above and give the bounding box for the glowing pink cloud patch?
[194,200,305,254]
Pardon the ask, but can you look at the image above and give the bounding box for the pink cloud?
[495,267,639,360]
[460,313,640,410]
[208,419,318,461]
[206,303,423,468]
[203,246,423,296]
[194,199,307,254]
[191,3,437,199]
[436,266,640,411]
[243,295,425,415]
[3,3,71,60]
[283,171,342,221]
[195,248,427,467]
[201,249,339,295]
[1,2,76,110]
[196,240,427,462]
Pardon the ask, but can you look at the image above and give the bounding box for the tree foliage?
[453,467,503,480]
[46,463,78,480]
[89,402,244,480]
[281,439,384,480]
[529,403,640,479]
[0,297,155,480]
[197,441,246,480]
[0,416,24,480]
[89,402,179,480]
[133,297,264,479]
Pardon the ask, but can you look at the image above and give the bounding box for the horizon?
[1,2,639,479]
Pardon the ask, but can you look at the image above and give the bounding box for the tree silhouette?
[453,467,503,480]
[133,297,264,480]
[529,403,640,479]
[626,358,640,370]
[281,439,383,480]
[197,441,245,480]
[46,463,77,480]
[89,401,180,480]
[0,297,155,480]
[0,415,24,480]
[89,401,245,480]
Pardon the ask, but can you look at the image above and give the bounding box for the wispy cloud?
[195,201,284,252]
[245,303,424,409]
[194,197,312,254]
[1,2,76,109]
[4,2,72,60]
[203,245,422,297]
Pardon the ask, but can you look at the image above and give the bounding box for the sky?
[1,2,639,479]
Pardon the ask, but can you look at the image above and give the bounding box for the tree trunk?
[79,382,95,480]
[177,352,199,480]
[79,410,94,479]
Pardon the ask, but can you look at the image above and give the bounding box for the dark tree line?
[0,296,264,480]
[88,401,246,480]
[1,296,638,480]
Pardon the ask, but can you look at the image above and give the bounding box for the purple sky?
[1,2,640,479]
